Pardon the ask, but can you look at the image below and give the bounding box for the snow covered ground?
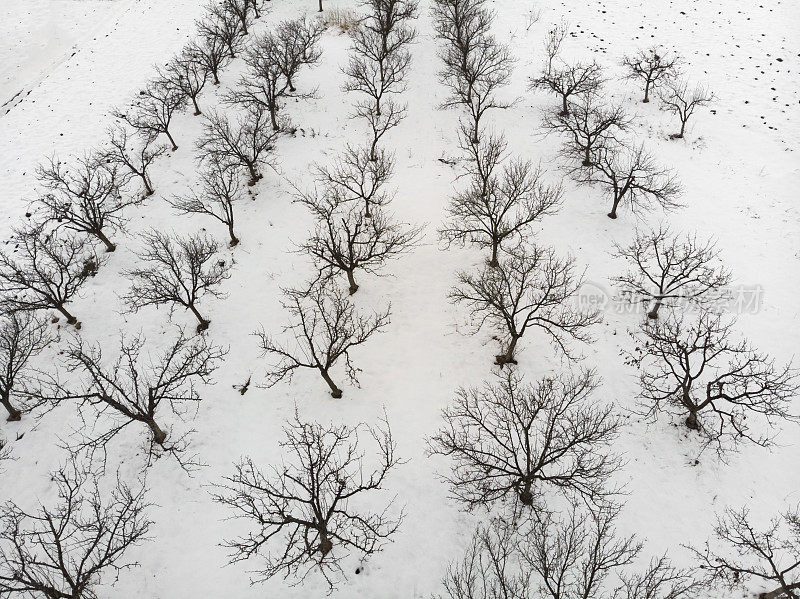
[1,0,799,597]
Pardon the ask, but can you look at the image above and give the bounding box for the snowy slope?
[1,0,799,598]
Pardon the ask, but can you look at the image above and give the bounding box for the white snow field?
[1,0,799,598]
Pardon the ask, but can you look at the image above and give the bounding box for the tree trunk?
[146,419,168,445]
[228,222,239,247]
[519,478,534,506]
[247,164,260,186]
[647,298,663,319]
[287,75,295,93]
[319,530,333,556]
[678,119,686,138]
[191,97,201,116]
[269,106,279,131]
[1,394,21,422]
[364,199,372,218]
[165,130,178,151]
[188,304,210,332]
[141,173,154,196]
[607,195,621,219]
[212,70,220,85]
[495,335,519,366]
[560,94,569,116]
[320,368,342,398]
[489,241,499,268]
[685,410,700,431]
[95,229,116,253]
[643,80,650,103]
[346,270,359,295]
[57,305,78,326]
[318,0,323,12]
[582,144,592,166]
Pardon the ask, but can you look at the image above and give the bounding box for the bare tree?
[0,224,101,327]
[432,0,513,142]
[429,369,621,509]
[113,79,187,150]
[543,96,630,168]
[449,244,601,365]
[298,191,421,295]
[187,33,231,86]
[123,230,231,332]
[256,282,391,397]
[312,144,394,217]
[161,49,210,116]
[692,505,800,599]
[212,411,404,589]
[343,0,416,118]
[102,124,167,197]
[355,97,407,161]
[223,0,254,36]
[197,105,278,186]
[627,312,799,454]
[659,79,714,139]
[440,135,562,267]
[197,3,246,60]
[518,503,703,599]
[574,142,682,219]
[622,46,680,103]
[228,21,321,131]
[613,225,731,319]
[530,59,603,116]
[169,161,245,246]
[53,329,225,465]
[276,16,325,92]
[436,516,531,599]
[0,459,151,599]
[36,153,135,252]
[0,312,53,421]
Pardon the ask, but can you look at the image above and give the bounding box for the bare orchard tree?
[228,23,320,131]
[622,46,680,103]
[256,282,391,398]
[0,459,151,599]
[113,79,187,150]
[196,105,278,186]
[343,19,413,117]
[223,0,254,36]
[0,312,53,421]
[429,369,621,510]
[298,191,421,295]
[436,516,531,599]
[530,59,603,116]
[123,230,231,332]
[627,312,799,454]
[36,153,134,252]
[613,225,732,319]
[102,124,167,197]
[659,79,714,139]
[449,244,601,365]
[692,505,800,599]
[161,48,210,116]
[519,503,702,599]
[356,97,407,161]
[54,329,226,466]
[432,0,514,140]
[440,147,562,267]
[197,3,246,60]
[575,142,682,219]
[212,411,404,589]
[0,224,101,327]
[169,161,245,246]
[543,96,630,168]
[276,16,325,92]
[187,33,231,86]
[312,144,394,217]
